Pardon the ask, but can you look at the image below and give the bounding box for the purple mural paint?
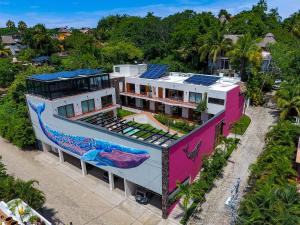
[29,101,150,169]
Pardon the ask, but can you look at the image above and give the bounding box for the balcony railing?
[120,92,196,109]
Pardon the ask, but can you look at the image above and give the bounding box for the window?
[165,89,183,101]
[57,104,75,118]
[208,97,225,105]
[189,92,202,103]
[101,95,113,107]
[81,99,95,114]
[115,67,120,73]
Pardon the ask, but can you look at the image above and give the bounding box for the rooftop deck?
[77,112,179,147]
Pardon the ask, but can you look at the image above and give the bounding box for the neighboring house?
[215,33,277,75]
[258,33,277,72]
[32,56,50,66]
[213,35,244,77]
[25,66,244,218]
[0,35,24,56]
[79,27,93,34]
[57,27,72,41]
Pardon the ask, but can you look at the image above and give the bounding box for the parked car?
[135,188,152,205]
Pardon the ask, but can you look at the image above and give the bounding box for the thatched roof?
[224,34,243,44]
[258,33,276,48]
[0,35,16,45]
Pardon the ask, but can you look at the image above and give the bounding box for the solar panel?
[185,75,221,86]
[140,64,168,79]
[29,69,103,81]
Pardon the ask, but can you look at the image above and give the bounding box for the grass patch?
[231,115,251,135]
[117,108,135,118]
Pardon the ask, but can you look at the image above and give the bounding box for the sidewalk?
[0,137,178,225]
[187,105,278,225]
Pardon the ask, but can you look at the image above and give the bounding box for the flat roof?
[28,69,104,82]
[153,73,240,91]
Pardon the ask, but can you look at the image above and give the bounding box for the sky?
[0,0,299,28]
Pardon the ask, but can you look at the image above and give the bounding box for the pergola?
[79,113,178,146]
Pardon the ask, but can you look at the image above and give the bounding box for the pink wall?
[223,86,245,136]
[166,85,244,214]
[168,111,225,193]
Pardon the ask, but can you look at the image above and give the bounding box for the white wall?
[51,88,116,117]
[26,94,163,194]
[125,76,227,114]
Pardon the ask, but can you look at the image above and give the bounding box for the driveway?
[0,137,178,225]
[188,105,278,225]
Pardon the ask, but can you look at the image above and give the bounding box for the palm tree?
[175,181,192,215]
[227,34,262,81]
[6,20,15,29]
[18,21,27,32]
[198,31,232,74]
[32,24,52,54]
[276,82,300,120]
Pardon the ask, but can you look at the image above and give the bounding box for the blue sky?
[0,0,299,28]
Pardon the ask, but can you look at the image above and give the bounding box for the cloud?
[0,0,298,28]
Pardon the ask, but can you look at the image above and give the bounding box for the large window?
[101,95,113,107]
[165,89,183,101]
[208,97,225,105]
[189,92,202,103]
[81,99,95,114]
[57,104,75,118]
[26,74,110,100]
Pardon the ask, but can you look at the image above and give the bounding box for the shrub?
[238,121,300,224]
[0,157,45,209]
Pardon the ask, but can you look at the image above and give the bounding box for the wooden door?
[158,87,163,98]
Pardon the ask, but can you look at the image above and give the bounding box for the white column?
[165,105,172,115]
[149,101,155,111]
[124,179,129,198]
[109,172,114,191]
[58,149,64,163]
[42,142,51,152]
[81,160,87,176]
[182,107,189,119]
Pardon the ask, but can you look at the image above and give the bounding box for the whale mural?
[29,101,150,169]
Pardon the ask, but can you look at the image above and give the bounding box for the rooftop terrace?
[78,112,179,147]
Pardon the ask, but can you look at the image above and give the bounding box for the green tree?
[227,34,262,81]
[0,58,20,87]
[17,21,27,33]
[102,41,143,64]
[18,48,36,62]
[176,182,192,214]
[198,31,232,73]
[0,66,54,148]
[6,20,15,29]
[276,82,300,120]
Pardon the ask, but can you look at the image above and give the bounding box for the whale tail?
[28,101,45,116]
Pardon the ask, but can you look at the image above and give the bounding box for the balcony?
[120,92,197,109]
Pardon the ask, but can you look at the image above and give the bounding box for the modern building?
[25,66,244,218]
[112,64,242,122]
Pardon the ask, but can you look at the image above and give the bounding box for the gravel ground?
[188,104,278,225]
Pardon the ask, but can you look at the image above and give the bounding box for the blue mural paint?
[29,101,150,168]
